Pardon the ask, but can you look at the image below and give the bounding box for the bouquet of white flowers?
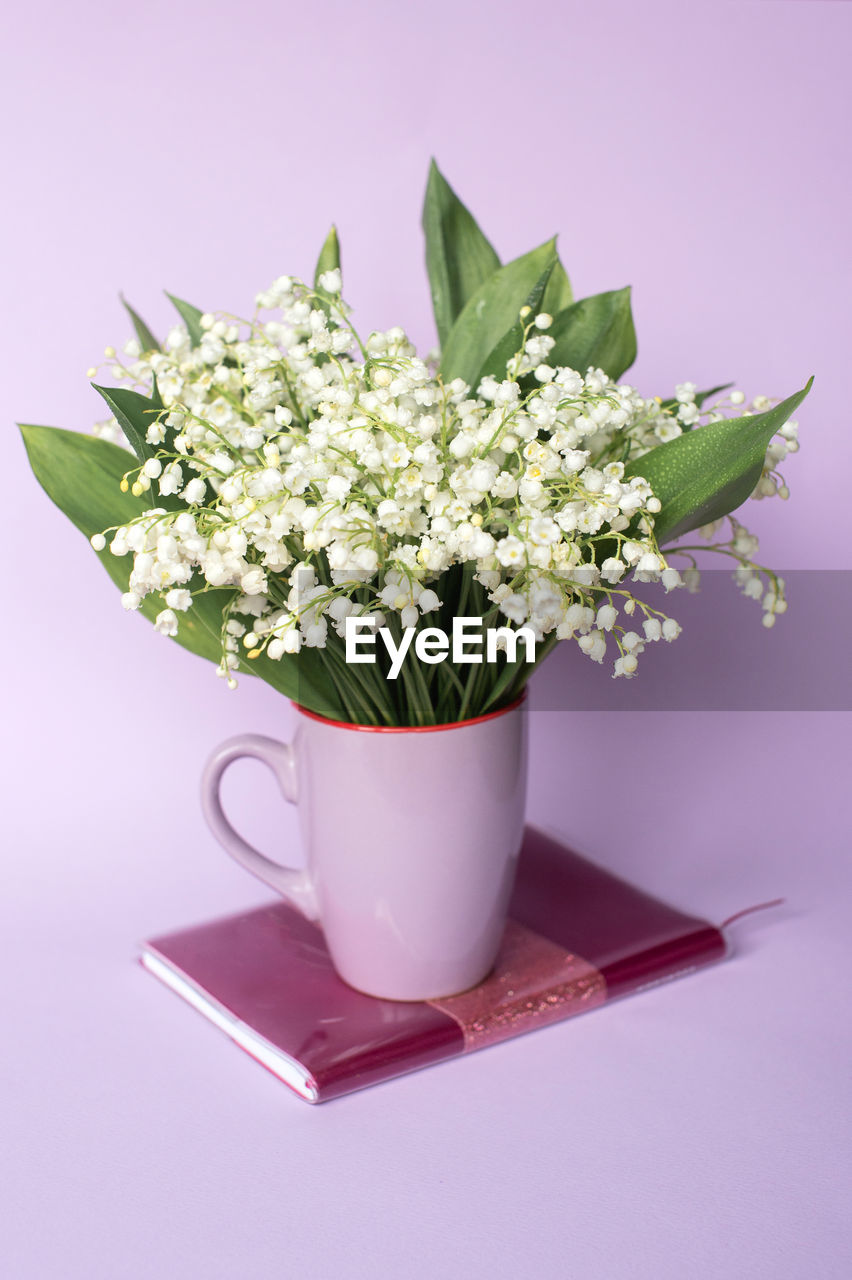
[22,162,810,725]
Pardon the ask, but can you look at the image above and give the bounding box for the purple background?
[3,2,850,1277]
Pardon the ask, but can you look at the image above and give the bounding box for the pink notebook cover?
[141,827,728,1103]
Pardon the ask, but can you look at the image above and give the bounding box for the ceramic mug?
[200,697,528,1001]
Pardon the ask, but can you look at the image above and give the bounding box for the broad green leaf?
[19,424,345,718]
[475,258,558,386]
[625,378,813,545]
[422,160,501,348]
[92,381,163,467]
[313,225,342,322]
[249,645,344,720]
[314,224,341,286]
[120,295,160,352]
[546,287,636,380]
[20,424,223,662]
[165,291,205,347]
[439,239,557,388]
[540,255,573,316]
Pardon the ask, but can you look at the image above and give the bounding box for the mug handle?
[200,733,320,921]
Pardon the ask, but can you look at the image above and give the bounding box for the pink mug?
[200,698,528,1000]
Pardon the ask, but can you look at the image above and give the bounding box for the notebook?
[141,826,729,1103]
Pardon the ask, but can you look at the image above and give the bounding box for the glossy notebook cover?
[141,827,728,1102]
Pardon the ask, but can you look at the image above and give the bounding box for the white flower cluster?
[91,276,790,686]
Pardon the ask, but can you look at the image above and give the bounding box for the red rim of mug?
[294,691,526,733]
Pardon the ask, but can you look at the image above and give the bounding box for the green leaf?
[475,258,558,386]
[21,424,140,539]
[625,378,813,545]
[422,160,501,348]
[540,255,573,316]
[314,224,341,286]
[250,645,345,720]
[91,381,162,467]
[19,424,223,662]
[120,295,160,352]
[19,424,346,718]
[439,239,557,389]
[313,225,342,322]
[165,291,205,347]
[546,287,636,380]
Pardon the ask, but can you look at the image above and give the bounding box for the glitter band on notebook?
[427,919,607,1051]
